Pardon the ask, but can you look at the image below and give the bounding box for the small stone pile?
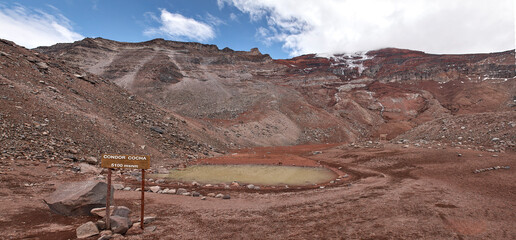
[77,206,157,239]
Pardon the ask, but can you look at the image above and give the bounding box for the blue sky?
[0,0,514,59]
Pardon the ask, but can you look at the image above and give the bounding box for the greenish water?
[153,164,337,186]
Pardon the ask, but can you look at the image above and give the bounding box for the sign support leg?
[106,168,112,230]
[141,169,145,230]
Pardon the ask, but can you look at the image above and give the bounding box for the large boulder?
[44,181,114,216]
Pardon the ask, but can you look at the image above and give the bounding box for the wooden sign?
[101,153,150,230]
[101,154,150,169]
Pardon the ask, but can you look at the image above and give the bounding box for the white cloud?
[0,4,83,48]
[229,12,238,21]
[220,0,515,56]
[204,13,225,26]
[144,9,215,42]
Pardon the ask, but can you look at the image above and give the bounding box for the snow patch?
[317,51,374,76]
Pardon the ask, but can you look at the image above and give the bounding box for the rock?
[204,184,213,187]
[45,181,114,216]
[96,220,106,230]
[192,191,201,197]
[111,233,124,239]
[207,193,216,197]
[143,216,156,224]
[110,215,132,235]
[163,188,176,194]
[86,157,98,164]
[97,230,112,240]
[67,148,79,154]
[80,164,99,174]
[97,235,111,240]
[231,181,239,187]
[126,222,143,235]
[149,186,160,193]
[313,151,322,155]
[113,184,124,190]
[492,138,500,142]
[222,194,231,200]
[76,221,99,239]
[155,179,165,184]
[150,126,164,134]
[403,145,409,148]
[201,196,207,200]
[215,193,224,198]
[99,230,112,236]
[144,225,157,233]
[123,187,131,191]
[176,188,187,195]
[182,192,191,196]
[191,181,200,186]
[113,206,131,218]
[91,206,115,218]
[457,153,462,157]
[247,184,255,189]
[36,61,49,70]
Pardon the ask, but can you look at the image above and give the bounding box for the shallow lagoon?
[155,164,337,186]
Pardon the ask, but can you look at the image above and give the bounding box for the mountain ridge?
[34,37,515,150]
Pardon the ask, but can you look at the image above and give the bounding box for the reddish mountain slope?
[0,39,219,169]
[37,38,515,148]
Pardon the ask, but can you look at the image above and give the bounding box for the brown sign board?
[101,154,150,169]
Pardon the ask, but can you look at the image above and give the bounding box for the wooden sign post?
[101,154,150,230]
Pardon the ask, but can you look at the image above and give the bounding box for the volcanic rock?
[143,216,157,224]
[149,186,160,193]
[98,230,112,240]
[86,156,98,164]
[76,221,99,239]
[44,181,114,216]
[79,163,101,174]
[126,222,143,235]
[91,206,115,218]
[176,188,187,195]
[110,215,132,234]
[113,206,131,218]
[96,220,106,230]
